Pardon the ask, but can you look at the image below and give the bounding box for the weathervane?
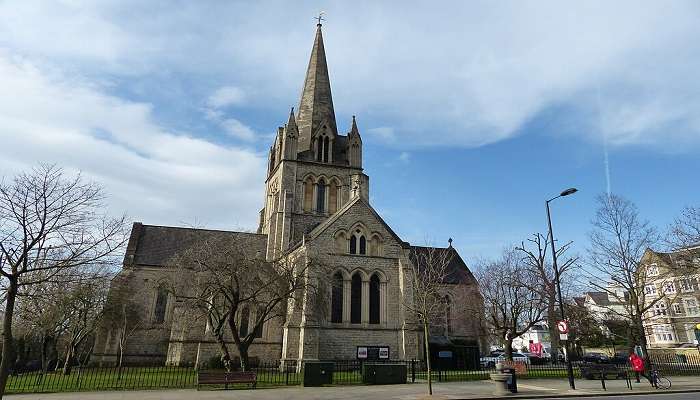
[316,11,325,26]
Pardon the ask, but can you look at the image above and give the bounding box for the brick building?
[94,22,485,367]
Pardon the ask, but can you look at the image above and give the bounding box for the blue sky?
[1,1,698,263]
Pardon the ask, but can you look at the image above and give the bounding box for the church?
[94,22,485,367]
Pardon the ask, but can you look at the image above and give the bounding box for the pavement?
[7,376,700,400]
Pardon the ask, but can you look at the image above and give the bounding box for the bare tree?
[667,206,700,250]
[100,270,148,372]
[60,276,110,375]
[476,248,546,360]
[15,279,70,373]
[173,234,316,372]
[587,194,667,358]
[0,165,127,398]
[516,233,578,360]
[403,245,457,396]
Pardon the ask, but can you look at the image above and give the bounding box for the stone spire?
[296,23,337,152]
[282,107,298,160]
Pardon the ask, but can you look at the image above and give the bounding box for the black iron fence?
[5,353,700,394]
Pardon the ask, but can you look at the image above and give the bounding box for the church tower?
[258,22,368,260]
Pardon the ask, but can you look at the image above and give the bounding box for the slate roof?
[408,245,477,286]
[124,223,267,267]
[584,291,611,306]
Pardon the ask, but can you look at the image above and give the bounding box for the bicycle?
[650,369,671,390]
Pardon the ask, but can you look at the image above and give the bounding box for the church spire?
[296,22,337,152]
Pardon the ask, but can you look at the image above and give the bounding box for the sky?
[1,1,699,264]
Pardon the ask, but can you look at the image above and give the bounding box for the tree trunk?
[62,344,73,375]
[239,346,250,372]
[504,338,516,361]
[423,322,433,395]
[0,281,19,399]
[41,335,50,373]
[214,335,233,372]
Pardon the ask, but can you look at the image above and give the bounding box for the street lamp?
[546,187,577,390]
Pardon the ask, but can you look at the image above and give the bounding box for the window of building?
[316,178,326,212]
[153,285,168,324]
[653,302,667,316]
[673,303,683,315]
[645,284,657,296]
[663,281,676,294]
[315,135,332,163]
[653,325,674,342]
[350,273,362,324]
[323,136,330,162]
[253,306,264,338]
[647,264,659,277]
[679,278,694,293]
[349,235,357,254]
[329,179,340,214]
[331,272,344,323]
[684,298,699,315]
[239,306,250,337]
[349,229,366,255]
[369,274,380,324]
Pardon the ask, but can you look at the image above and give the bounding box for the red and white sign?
[557,320,569,334]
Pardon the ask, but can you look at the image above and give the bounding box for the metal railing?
[5,353,700,394]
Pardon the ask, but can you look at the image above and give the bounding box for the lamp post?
[546,187,577,390]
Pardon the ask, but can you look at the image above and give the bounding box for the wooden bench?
[197,370,257,390]
[580,363,627,380]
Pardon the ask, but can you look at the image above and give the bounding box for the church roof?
[123,223,267,267]
[296,23,337,152]
[408,245,477,285]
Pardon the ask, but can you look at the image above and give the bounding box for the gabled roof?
[306,196,406,246]
[124,223,267,267]
[408,245,477,285]
[585,291,611,306]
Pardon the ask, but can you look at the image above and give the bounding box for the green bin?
[362,363,407,384]
[303,362,334,386]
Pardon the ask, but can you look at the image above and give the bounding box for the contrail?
[596,85,611,195]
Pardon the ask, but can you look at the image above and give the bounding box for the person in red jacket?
[629,352,648,383]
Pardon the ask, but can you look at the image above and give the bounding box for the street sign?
[557,320,569,334]
[560,333,568,341]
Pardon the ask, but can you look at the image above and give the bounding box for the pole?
[546,199,576,390]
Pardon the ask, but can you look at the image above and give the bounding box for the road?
[548,394,699,400]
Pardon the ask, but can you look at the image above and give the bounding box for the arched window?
[253,306,264,338]
[303,177,314,212]
[359,236,366,255]
[316,138,323,162]
[239,306,250,338]
[323,136,330,162]
[153,285,168,324]
[369,274,380,324]
[316,178,326,212]
[331,272,343,323]
[351,274,362,324]
[349,235,357,254]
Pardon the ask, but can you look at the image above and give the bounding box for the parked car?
[480,351,530,368]
[582,352,610,364]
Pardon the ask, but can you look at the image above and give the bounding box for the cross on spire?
[315,11,325,26]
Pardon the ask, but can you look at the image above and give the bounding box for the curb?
[454,388,700,399]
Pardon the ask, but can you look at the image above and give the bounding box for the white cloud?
[0,52,265,230]
[367,127,396,142]
[398,152,411,163]
[0,0,699,157]
[207,86,246,109]
[220,118,256,141]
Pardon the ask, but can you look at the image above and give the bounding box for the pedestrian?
[629,352,648,383]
